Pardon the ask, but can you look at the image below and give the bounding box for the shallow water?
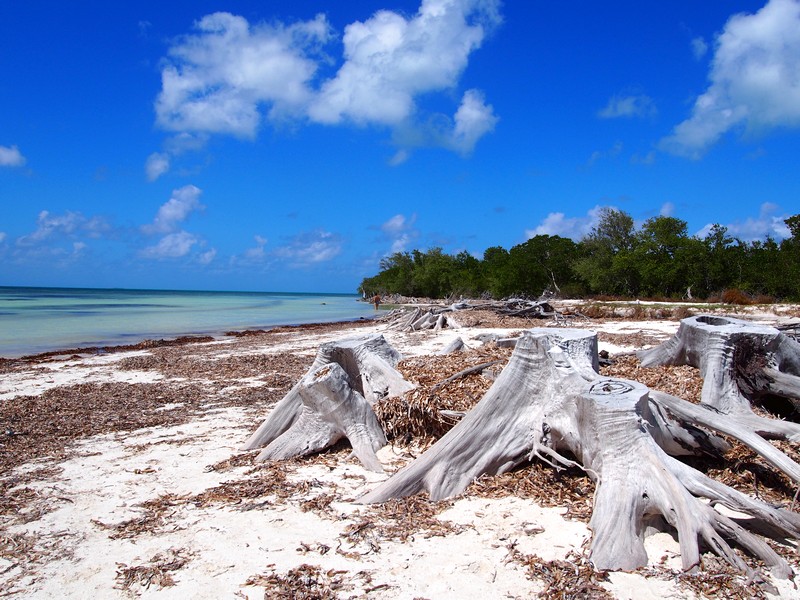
[0,286,377,357]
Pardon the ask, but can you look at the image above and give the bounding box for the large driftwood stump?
[243,334,414,470]
[361,328,800,577]
[639,315,800,442]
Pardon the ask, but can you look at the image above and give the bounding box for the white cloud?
[662,0,800,158]
[198,248,217,264]
[17,210,109,246]
[274,230,342,265]
[696,202,791,240]
[380,213,418,253]
[525,206,605,241]
[691,36,708,60]
[153,1,501,162]
[243,235,268,261]
[145,152,170,181]
[381,214,415,235]
[143,185,204,234]
[0,144,26,167]
[309,0,500,127]
[660,202,676,217]
[598,94,656,119]
[0,232,6,243]
[448,89,498,154]
[156,12,332,137]
[140,231,198,259]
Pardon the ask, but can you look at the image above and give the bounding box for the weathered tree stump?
[243,334,414,469]
[361,328,800,577]
[639,315,800,441]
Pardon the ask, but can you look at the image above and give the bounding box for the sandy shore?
[1,308,799,598]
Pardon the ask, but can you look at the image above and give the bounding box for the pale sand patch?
[2,314,797,598]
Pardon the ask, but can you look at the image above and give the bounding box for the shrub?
[721,289,752,305]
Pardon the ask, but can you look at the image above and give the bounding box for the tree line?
[359,209,800,301]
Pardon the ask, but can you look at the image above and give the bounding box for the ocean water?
[0,286,378,358]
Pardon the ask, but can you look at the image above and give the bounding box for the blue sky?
[1,0,799,293]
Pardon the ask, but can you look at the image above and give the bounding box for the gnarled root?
[361,329,800,577]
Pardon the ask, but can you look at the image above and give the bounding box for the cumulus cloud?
[696,202,791,240]
[152,1,501,163]
[145,152,171,181]
[17,210,110,246]
[0,232,6,244]
[380,213,418,253]
[598,94,657,119]
[274,230,342,265]
[662,0,800,158]
[660,202,676,217]
[140,231,199,259]
[525,206,606,241]
[309,0,500,127]
[0,144,26,167]
[143,185,204,234]
[448,89,498,154]
[156,12,331,137]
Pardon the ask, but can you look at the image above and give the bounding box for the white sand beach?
[2,306,799,598]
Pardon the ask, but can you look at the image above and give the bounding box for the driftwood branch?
[429,360,503,393]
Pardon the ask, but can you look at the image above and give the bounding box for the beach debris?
[382,304,464,332]
[243,334,414,471]
[436,336,466,355]
[382,298,567,333]
[375,345,512,442]
[360,326,800,578]
[114,548,193,592]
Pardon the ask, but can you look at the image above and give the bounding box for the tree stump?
[639,315,800,441]
[360,328,800,577]
[242,334,414,469]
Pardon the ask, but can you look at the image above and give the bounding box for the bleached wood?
[243,334,413,455]
[360,327,800,577]
[256,362,386,472]
[639,314,800,440]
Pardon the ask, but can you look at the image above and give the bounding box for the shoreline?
[2,307,799,597]
[0,314,383,363]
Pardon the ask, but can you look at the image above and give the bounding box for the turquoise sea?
[0,287,378,358]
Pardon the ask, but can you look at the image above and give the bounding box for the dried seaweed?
[641,557,775,599]
[0,381,209,475]
[469,462,595,522]
[114,548,193,592]
[340,495,463,557]
[506,546,613,599]
[375,346,512,443]
[93,493,186,540]
[244,563,382,599]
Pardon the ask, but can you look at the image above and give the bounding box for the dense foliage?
[359,210,800,301]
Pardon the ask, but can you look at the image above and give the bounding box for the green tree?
[634,216,696,297]
[574,208,638,295]
[482,246,513,298]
